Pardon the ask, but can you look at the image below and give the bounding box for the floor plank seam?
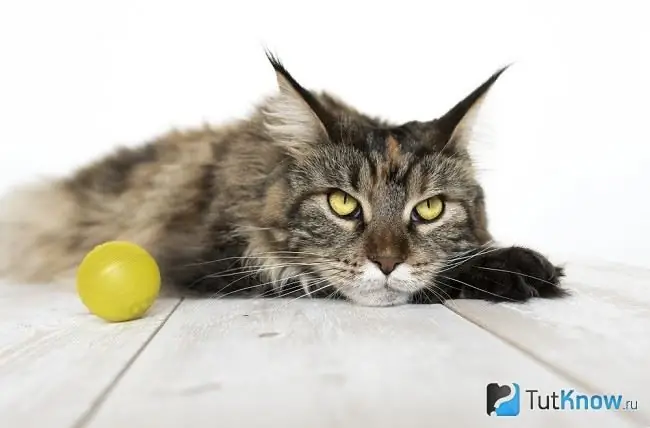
[71,298,185,428]
[443,303,648,426]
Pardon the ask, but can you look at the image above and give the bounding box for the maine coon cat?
[0,53,566,306]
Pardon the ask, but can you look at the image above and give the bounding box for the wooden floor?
[0,261,648,428]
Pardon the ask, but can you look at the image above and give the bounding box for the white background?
[0,0,648,267]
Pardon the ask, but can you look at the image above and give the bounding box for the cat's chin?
[340,287,411,307]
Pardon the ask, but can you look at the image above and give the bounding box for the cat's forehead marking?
[375,133,404,182]
[385,134,401,163]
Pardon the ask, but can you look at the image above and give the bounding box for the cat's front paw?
[442,246,568,302]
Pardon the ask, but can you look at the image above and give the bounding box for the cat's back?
[0,116,280,284]
[67,119,279,209]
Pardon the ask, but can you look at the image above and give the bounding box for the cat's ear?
[262,53,334,156]
[434,65,509,149]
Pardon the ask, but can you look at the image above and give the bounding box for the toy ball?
[76,241,161,322]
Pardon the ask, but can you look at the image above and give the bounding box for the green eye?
[413,196,444,222]
[328,190,360,218]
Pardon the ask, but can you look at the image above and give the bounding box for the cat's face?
[260,53,503,306]
[282,126,488,306]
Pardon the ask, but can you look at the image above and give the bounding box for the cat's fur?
[0,53,566,306]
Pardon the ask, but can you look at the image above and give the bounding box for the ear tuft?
[262,52,333,157]
[436,65,510,149]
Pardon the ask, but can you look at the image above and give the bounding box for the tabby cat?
[0,53,566,306]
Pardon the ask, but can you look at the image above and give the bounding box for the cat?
[0,52,566,306]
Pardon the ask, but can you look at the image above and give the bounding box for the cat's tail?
[0,180,81,284]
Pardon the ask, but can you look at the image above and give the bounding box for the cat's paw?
[442,246,568,302]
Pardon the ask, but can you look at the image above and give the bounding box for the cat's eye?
[328,190,360,218]
[412,196,444,223]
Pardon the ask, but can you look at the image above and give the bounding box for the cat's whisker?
[264,282,304,299]
[192,263,301,279]
[424,285,448,306]
[437,273,517,302]
[433,283,456,301]
[207,281,270,300]
[210,269,314,300]
[304,282,336,299]
[198,261,342,280]
[199,263,348,300]
[184,251,333,267]
[444,243,492,262]
[194,267,266,294]
[449,241,495,259]
[316,273,355,299]
[473,266,558,286]
[190,265,265,286]
[437,245,501,273]
[246,250,336,258]
[441,244,490,265]
[429,280,461,311]
[324,288,341,301]
[431,277,464,311]
[198,258,346,280]
[264,277,326,301]
[296,271,355,300]
[283,277,331,300]
[282,281,335,304]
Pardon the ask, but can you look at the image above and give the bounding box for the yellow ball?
[76,241,161,322]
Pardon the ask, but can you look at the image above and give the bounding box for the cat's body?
[0,54,566,306]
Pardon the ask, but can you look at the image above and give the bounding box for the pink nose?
[370,256,403,275]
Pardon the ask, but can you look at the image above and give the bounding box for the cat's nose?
[370,256,403,275]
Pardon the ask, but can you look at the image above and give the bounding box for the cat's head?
[260,53,505,306]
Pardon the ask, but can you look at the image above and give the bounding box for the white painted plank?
[86,298,634,428]
[0,281,180,428]
[444,261,649,425]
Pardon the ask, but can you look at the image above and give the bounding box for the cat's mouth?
[301,272,413,306]
[339,286,411,307]
[324,261,421,307]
